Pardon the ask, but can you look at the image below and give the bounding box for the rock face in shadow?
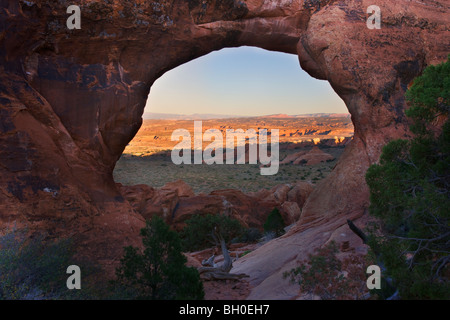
[0,0,448,294]
[119,180,314,230]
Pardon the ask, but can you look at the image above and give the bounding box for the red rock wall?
[0,0,448,289]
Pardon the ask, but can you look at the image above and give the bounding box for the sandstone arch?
[0,0,448,298]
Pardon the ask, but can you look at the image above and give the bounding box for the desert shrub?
[0,228,69,299]
[181,214,245,251]
[238,228,263,243]
[263,208,285,237]
[365,56,449,299]
[0,227,101,300]
[241,250,252,257]
[261,231,277,242]
[283,241,367,300]
[114,216,204,300]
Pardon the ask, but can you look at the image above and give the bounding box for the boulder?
[280,201,302,225]
[119,181,314,231]
[161,179,195,197]
[292,146,335,165]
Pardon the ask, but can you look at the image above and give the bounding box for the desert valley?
[115,113,354,192]
[112,113,356,299]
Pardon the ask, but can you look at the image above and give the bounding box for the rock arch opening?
[115,47,352,180]
[114,46,355,231]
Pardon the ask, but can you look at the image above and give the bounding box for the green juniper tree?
[114,216,204,300]
[365,56,449,299]
[181,214,244,251]
[180,214,250,281]
[264,207,286,237]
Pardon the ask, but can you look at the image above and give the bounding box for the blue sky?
[145,46,348,116]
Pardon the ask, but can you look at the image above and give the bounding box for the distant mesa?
[293,113,351,118]
[143,112,351,120]
[260,113,350,119]
[143,112,242,120]
[261,113,295,118]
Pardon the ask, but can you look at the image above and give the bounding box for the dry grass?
[113,146,346,193]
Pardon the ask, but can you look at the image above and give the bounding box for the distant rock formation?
[118,180,314,230]
[281,137,352,150]
[281,146,335,165]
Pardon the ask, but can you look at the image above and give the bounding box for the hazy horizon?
[145,46,348,117]
[142,111,351,120]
